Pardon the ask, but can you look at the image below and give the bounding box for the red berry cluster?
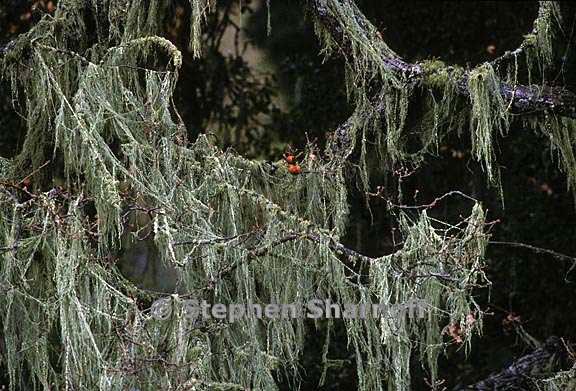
[284,153,302,175]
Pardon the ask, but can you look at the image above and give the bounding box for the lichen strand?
[311,0,415,192]
[189,0,216,57]
[467,63,509,185]
[530,1,561,73]
[543,116,576,198]
[494,1,561,86]
[419,59,467,152]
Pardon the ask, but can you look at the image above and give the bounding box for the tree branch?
[305,0,576,120]
[193,228,464,286]
[490,240,576,263]
[456,336,570,390]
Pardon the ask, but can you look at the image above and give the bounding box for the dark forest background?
[1,1,575,389]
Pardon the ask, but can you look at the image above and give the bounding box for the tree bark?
[456,336,569,390]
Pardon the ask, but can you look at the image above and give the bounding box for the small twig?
[490,240,576,263]
[173,229,259,247]
[18,160,51,185]
[384,190,478,210]
[0,181,37,199]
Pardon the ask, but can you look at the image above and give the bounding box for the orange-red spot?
[288,164,302,175]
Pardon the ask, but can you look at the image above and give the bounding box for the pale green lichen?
[544,116,576,197]
[537,369,576,391]
[467,63,509,185]
[311,0,413,195]
[533,1,561,68]
[189,0,215,58]
[522,1,561,83]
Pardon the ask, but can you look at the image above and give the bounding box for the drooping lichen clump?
[467,63,509,184]
[525,1,561,80]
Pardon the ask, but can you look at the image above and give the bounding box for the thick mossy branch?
[309,0,576,198]
[306,0,575,121]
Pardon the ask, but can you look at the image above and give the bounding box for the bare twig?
[381,191,478,210]
[489,240,576,263]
